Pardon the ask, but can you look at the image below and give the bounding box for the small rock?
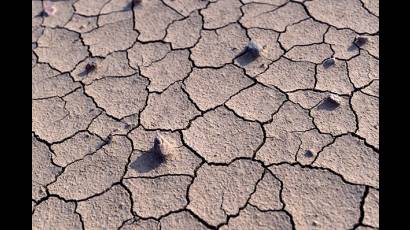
[85,63,97,75]
[353,37,368,47]
[304,150,314,158]
[323,58,335,69]
[153,134,175,160]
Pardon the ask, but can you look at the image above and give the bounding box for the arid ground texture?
[32,0,379,229]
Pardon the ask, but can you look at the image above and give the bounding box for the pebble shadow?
[129,141,166,173]
[317,97,340,111]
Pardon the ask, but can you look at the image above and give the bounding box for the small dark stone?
[353,37,368,47]
[322,58,335,69]
[85,63,97,74]
[304,150,314,158]
[124,123,131,129]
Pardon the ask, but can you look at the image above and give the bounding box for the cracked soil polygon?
[240,2,308,32]
[32,64,81,99]
[315,59,354,95]
[348,50,379,88]
[256,102,315,165]
[42,0,75,28]
[236,28,284,77]
[81,19,138,56]
[50,131,104,167]
[160,211,209,230]
[76,185,133,229]
[88,112,134,139]
[165,11,203,49]
[265,101,315,134]
[351,91,379,148]
[314,134,379,188]
[296,129,333,165]
[48,136,132,200]
[123,175,192,218]
[257,57,315,92]
[100,0,133,14]
[140,50,192,92]
[98,10,134,26]
[32,135,62,201]
[120,219,159,230]
[73,0,111,16]
[133,0,183,41]
[127,41,171,68]
[184,64,253,111]
[191,23,248,67]
[183,107,263,163]
[140,82,201,130]
[288,90,330,109]
[249,171,283,211]
[71,51,138,84]
[84,75,148,119]
[163,0,208,17]
[361,0,379,17]
[226,84,287,122]
[64,14,98,33]
[324,27,360,60]
[220,205,293,230]
[279,18,328,50]
[355,226,377,230]
[241,0,288,4]
[188,160,264,227]
[285,43,333,64]
[35,28,89,72]
[201,0,242,29]
[32,197,83,230]
[305,0,378,34]
[255,131,301,165]
[311,95,357,135]
[269,164,365,229]
[363,188,379,228]
[32,89,101,143]
[362,80,379,97]
[360,35,379,58]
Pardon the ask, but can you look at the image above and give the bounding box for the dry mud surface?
[32,0,379,229]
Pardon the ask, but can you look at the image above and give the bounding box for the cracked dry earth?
[32,0,379,229]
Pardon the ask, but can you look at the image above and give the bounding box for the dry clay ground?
[32,0,379,229]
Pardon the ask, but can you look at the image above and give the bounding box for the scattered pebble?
[353,36,368,47]
[304,150,314,158]
[85,63,97,75]
[322,57,335,69]
[153,135,174,161]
